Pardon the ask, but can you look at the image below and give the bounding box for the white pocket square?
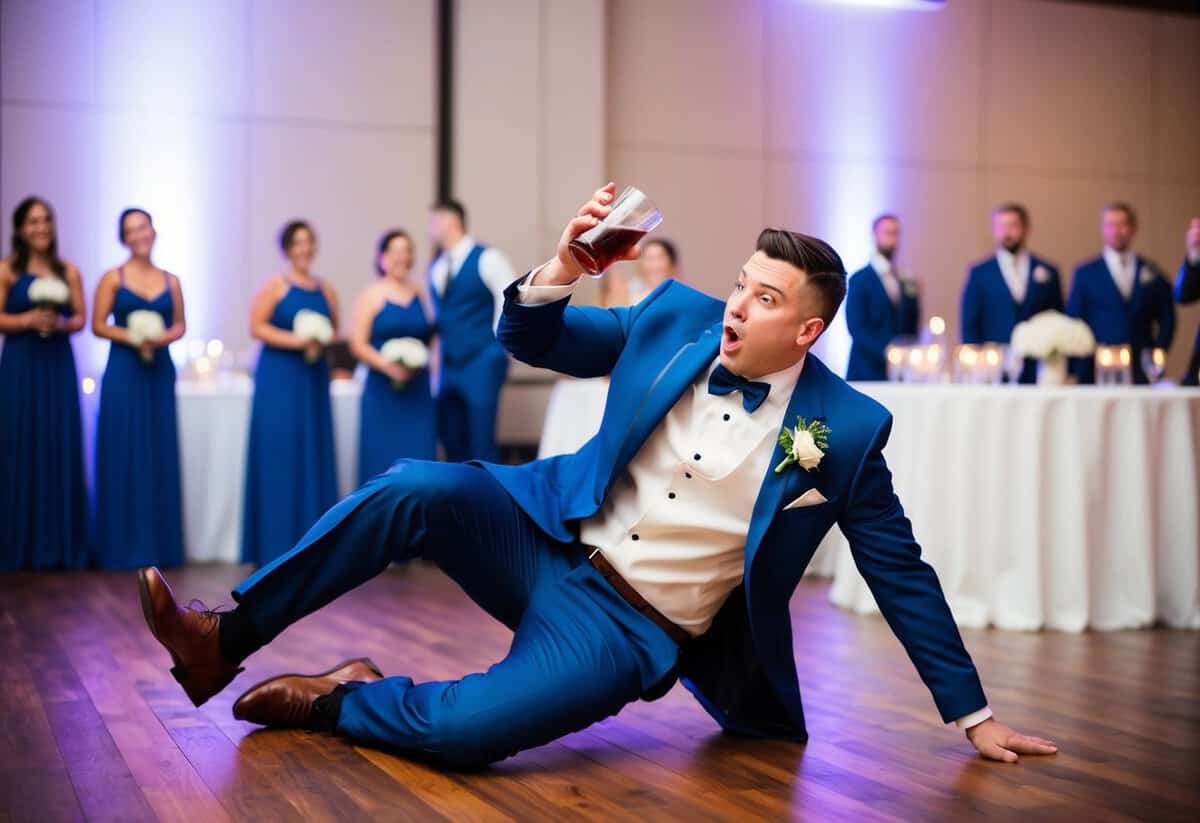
[783,488,828,510]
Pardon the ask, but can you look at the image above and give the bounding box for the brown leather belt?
[586,546,693,646]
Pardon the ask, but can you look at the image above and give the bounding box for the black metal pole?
[436,0,454,201]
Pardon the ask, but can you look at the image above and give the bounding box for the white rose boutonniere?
[1033,265,1051,284]
[901,278,918,298]
[775,417,831,474]
[1139,264,1157,285]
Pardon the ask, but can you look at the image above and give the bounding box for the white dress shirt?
[871,253,901,305]
[516,266,991,730]
[1103,246,1137,300]
[995,248,1031,304]
[428,235,517,331]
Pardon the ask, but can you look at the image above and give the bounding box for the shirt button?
[694,453,702,461]
[723,413,731,421]
[668,492,676,499]
[631,533,640,541]
[685,472,692,479]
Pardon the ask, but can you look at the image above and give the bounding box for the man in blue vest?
[428,200,516,461]
[961,203,1064,383]
[1175,216,1200,386]
[1067,202,1176,384]
[137,184,1057,770]
[846,214,919,381]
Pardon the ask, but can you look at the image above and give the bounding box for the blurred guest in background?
[845,214,919,381]
[1066,203,1175,384]
[91,208,186,569]
[1174,216,1200,386]
[961,203,1063,383]
[351,229,437,484]
[600,237,680,308]
[0,196,88,571]
[427,200,515,462]
[242,220,340,565]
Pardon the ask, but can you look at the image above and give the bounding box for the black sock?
[308,682,360,733]
[217,607,263,666]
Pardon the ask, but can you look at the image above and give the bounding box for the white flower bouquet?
[1010,310,1095,385]
[127,309,166,363]
[379,337,429,390]
[27,276,69,337]
[293,309,333,364]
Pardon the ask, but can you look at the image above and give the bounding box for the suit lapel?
[744,356,829,582]
[612,321,722,472]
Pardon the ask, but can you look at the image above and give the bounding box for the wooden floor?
[1,564,1196,822]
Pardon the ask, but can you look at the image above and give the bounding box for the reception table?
[538,378,1200,631]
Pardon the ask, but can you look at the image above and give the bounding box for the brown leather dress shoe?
[232,658,384,729]
[137,566,244,707]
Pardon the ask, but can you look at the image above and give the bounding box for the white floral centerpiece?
[127,310,166,363]
[27,276,69,338]
[293,309,333,364]
[1010,310,1095,386]
[379,337,429,390]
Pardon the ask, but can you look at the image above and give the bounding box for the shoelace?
[185,599,231,638]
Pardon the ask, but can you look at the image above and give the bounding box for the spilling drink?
[569,186,663,275]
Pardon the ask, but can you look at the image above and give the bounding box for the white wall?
[1,0,436,377]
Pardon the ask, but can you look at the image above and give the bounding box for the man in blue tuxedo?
[845,214,919,381]
[1067,202,1176,384]
[961,203,1064,383]
[427,199,517,461]
[1175,217,1200,386]
[137,184,1056,769]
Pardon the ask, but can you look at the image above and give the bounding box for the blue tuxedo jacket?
[845,265,919,381]
[1175,258,1200,386]
[1066,255,1176,384]
[961,254,1063,384]
[489,277,986,740]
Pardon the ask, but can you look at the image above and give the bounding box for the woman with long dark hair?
[0,196,89,570]
[91,208,186,568]
[242,220,340,565]
[350,229,437,484]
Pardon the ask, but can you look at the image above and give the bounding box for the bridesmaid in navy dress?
[0,196,89,570]
[91,209,186,569]
[350,229,437,484]
[242,220,341,565]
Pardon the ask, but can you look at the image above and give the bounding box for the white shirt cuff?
[953,706,993,730]
[514,261,582,305]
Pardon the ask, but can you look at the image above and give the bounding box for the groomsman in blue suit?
[137,184,1056,769]
[961,203,1064,383]
[845,214,919,381]
[1175,216,1200,386]
[428,200,517,461]
[1067,202,1176,384]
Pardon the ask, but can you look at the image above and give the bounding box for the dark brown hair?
[871,213,899,232]
[1103,201,1138,228]
[431,199,467,229]
[992,202,1030,227]
[10,196,66,278]
[756,228,846,328]
[376,229,414,277]
[279,219,315,254]
[642,237,678,266]
[118,207,153,244]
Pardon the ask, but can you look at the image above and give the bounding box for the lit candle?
[206,339,224,359]
[81,377,96,395]
[929,316,946,336]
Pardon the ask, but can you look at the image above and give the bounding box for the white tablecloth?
[80,374,365,564]
[538,378,1200,631]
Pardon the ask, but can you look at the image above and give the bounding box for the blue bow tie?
[707,364,770,413]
